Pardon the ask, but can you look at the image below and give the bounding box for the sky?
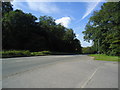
[11,0,106,47]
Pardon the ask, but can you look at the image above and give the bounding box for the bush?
[30,51,51,56]
[1,50,77,58]
[41,51,52,54]
[82,47,96,54]
[2,50,52,58]
[2,50,31,58]
[30,52,43,56]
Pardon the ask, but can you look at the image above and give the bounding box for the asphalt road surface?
[2,55,118,88]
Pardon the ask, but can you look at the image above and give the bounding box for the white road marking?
[80,67,100,88]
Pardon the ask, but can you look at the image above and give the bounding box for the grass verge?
[1,50,78,58]
[89,54,119,62]
[1,50,52,58]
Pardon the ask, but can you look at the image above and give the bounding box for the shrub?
[41,51,52,54]
[82,47,96,54]
[30,51,51,56]
[30,52,43,56]
[2,50,31,58]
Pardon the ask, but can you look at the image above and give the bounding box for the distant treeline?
[2,2,82,53]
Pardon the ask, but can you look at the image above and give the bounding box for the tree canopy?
[2,2,82,53]
[83,2,120,56]
[2,2,13,16]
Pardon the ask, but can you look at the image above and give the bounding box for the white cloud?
[81,0,102,20]
[12,0,60,14]
[11,0,26,10]
[26,2,60,14]
[55,17,71,27]
[76,34,80,39]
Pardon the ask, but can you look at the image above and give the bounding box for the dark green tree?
[2,2,13,16]
[83,2,120,56]
[2,10,37,50]
[2,2,82,53]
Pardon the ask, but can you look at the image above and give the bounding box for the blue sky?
[11,0,106,47]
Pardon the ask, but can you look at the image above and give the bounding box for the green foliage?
[89,54,119,62]
[2,2,13,16]
[2,9,37,50]
[1,50,52,58]
[83,2,120,56]
[1,50,82,58]
[31,51,52,56]
[42,51,52,54]
[2,50,31,58]
[2,3,82,54]
[82,47,96,54]
[30,52,43,56]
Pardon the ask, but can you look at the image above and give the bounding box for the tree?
[2,10,37,50]
[82,46,96,54]
[2,2,13,16]
[2,3,82,53]
[83,2,120,56]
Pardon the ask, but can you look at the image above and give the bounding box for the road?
[2,55,118,88]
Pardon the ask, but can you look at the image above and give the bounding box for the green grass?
[1,50,79,58]
[1,50,31,58]
[1,50,52,58]
[31,51,52,56]
[89,54,119,62]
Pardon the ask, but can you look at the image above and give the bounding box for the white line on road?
[80,67,100,88]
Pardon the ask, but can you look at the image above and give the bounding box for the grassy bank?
[1,50,52,58]
[0,50,79,58]
[89,54,119,62]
